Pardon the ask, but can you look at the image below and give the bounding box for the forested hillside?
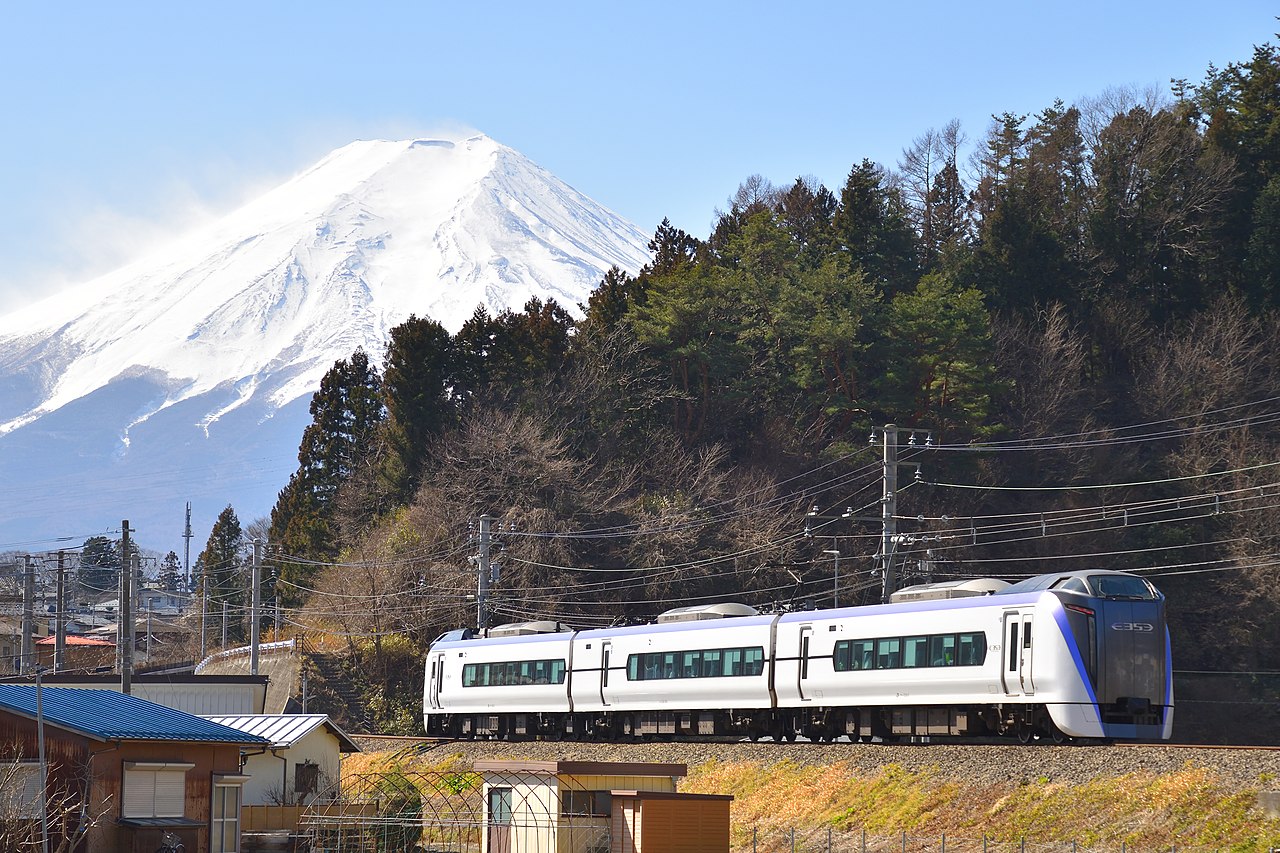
[264,43,1280,732]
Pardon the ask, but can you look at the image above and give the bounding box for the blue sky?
[1,1,1275,311]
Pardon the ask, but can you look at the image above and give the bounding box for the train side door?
[1020,614,1036,694]
[1001,612,1035,696]
[428,651,446,709]
[600,641,612,706]
[797,625,813,701]
[1001,613,1021,696]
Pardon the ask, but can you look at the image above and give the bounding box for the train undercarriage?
[424,702,1128,744]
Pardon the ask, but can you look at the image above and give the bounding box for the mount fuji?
[0,134,652,553]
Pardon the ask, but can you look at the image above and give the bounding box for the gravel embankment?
[352,738,1280,788]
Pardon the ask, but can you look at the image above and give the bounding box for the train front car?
[1009,570,1173,741]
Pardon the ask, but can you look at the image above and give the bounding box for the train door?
[1001,612,1035,696]
[797,625,814,701]
[1020,614,1036,694]
[1001,613,1021,696]
[600,641,612,706]
[428,651,446,709]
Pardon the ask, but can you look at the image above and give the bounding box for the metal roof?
[202,714,361,753]
[0,686,270,744]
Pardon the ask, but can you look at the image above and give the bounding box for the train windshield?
[1086,574,1157,600]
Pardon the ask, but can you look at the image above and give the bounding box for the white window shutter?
[18,766,42,817]
[154,770,186,818]
[122,770,155,817]
[122,768,186,818]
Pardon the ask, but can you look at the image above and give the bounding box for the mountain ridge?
[0,133,651,550]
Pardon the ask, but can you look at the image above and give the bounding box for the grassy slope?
[680,759,1279,851]
[340,750,1279,850]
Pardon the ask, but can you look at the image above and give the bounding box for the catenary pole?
[881,426,898,604]
[250,538,261,675]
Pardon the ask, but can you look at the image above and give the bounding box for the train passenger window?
[929,635,956,666]
[702,649,722,677]
[744,647,765,676]
[682,650,701,678]
[551,660,566,684]
[852,639,875,671]
[662,652,677,679]
[628,656,640,680]
[833,641,851,672]
[957,632,986,666]
[723,648,743,676]
[902,636,928,668]
[876,638,901,669]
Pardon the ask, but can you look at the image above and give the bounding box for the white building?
[203,714,360,805]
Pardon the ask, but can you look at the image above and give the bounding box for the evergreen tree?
[157,551,182,592]
[77,536,120,599]
[381,316,457,500]
[832,159,918,294]
[198,505,245,644]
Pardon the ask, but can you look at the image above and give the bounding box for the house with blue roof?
[0,685,270,853]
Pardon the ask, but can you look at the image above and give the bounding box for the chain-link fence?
[301,767,610,853]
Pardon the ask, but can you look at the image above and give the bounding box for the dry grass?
[339,750,1280,850]
[680,759,1280,850]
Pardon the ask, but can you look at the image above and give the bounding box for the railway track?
[353,733,1279,750]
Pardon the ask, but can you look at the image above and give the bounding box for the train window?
[1088,574,1156,600]
[461,658,567,687]
[853,639,875,671]
[1023,622,1032,649]
[876,638,902,669]
[902,636,928,668]
[833,641,852,672]
[1052,577,1089,594]
[702,649,722,677]
[957,632,986,666]
[1008,623,1019,671]
[724,648,744,676]
[929,635,956,666]
[624,646,765,679]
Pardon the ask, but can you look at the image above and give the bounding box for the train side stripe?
[1049,598,1100,709]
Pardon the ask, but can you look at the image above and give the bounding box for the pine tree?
[198,505,245,644]
[157,551,182,592]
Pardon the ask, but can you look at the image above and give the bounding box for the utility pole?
[21,555,34,675]
[475,514,492,633]
[221,602,228,649]
[54,552,66,673]
[872,424,933,604]
[881,425,898,605]
[182,502,193,591]
[120,520,132,694]
[822,548,841,608]
[250,538,261,675]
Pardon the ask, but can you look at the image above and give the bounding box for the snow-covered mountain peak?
[0,135,651,548]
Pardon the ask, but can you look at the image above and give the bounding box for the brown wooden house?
[0,685,269,853]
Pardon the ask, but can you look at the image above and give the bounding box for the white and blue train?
[423,569,1172,742]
